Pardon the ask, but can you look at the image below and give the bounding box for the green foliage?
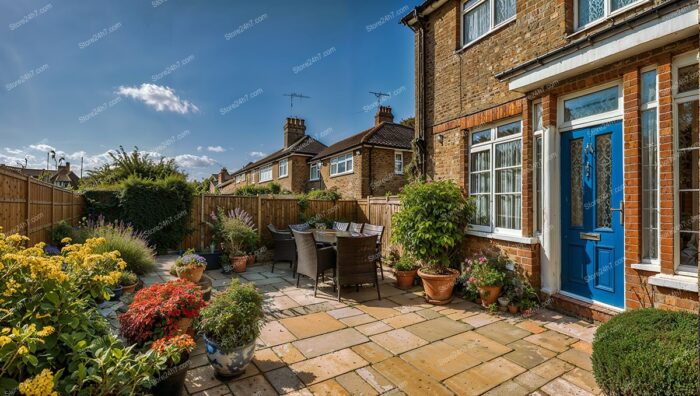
[592,309,698,396]
[196,279,264,351]
[85,219,156,275]
[220,218,258,256]
[392,180,474,273]
[119,270,138,286]
[304,188,341,201]
[233,182,286,196]
[80,146,184,188]
[118,175,194,250]
[49,220,74,246]
[394,255,418,272]
[83,189,122,222]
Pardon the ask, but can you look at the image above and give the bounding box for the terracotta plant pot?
[394,269,418,290]
[508,304,519,314]
[177,265,205,283]
[230,256,247,273]
[122,282,137,294]
[478,285,502,307]
[417,268,460,305]
[246,255,256,266]
[175,317,193,334]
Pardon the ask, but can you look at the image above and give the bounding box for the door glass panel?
[596,134,612,228]
[570,138,584,227]
[677,100,699,268]
[563,86,619,122]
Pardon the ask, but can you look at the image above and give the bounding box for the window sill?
[330,171,353,178]
[630,263,660,272]
[647,274,698,293]
[465,230,539,245]
[309,178,320,182]
[278,175,288,180]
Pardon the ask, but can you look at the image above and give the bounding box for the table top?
[312,229,362,244]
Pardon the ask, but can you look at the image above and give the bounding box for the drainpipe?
[368,146,373,196]
[407,10,427,178]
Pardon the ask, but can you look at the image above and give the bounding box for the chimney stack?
[218,167,228,184]
[375,106,394,126]
[284,118,306,148]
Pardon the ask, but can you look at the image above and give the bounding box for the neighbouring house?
[218,118,327,194]
[2,163,80,189]
[403,0,699,320]
[309,106,414,199]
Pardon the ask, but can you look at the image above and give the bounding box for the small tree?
[392,180,474,274]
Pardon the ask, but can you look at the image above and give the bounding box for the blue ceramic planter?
[203,335,255,378]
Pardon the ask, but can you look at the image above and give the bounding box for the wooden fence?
[182,194,401,254]
[0,167,85,244]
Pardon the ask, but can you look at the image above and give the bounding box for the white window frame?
[640,65,660,265]
[672,50,699,276]
[557,81,623,131]
[278,158,288,178]
[309,162,320,181]
[394,151,404,175]
[259,164,273,182]
[235,174,245,183]
[468,117,523,236]
[573,0,648,32]
[330,152,354,177]
[533,100,544,236]
[460,0,516,49]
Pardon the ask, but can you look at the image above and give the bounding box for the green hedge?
[234,182,286,196]
[84,176,194,250]
[592,308,698,396]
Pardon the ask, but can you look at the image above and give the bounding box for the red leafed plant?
[119,279,206,344]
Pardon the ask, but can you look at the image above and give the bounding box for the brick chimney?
[375,106,394,126]
[57,162,70,174]
[218,167,228,184]
[284,118,306,148]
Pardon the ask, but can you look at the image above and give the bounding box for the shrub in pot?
[148,334,197,396]
[174,250,207,283]
[196,279,264,378]
[392,180,474,304]
[592,309,698,396]
[119,279,206,345]
[392,255,420,290]
[221,217,259,273]
[463,255,508,307]
[120,270,139,294]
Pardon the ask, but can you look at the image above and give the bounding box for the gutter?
[496,0,694,81]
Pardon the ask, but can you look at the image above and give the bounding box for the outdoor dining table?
[312,229,363,245]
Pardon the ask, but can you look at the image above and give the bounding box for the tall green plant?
[81,146,184,188]
[392,180,474,274]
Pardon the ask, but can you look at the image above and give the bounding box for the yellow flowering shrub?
[0,231,160,395]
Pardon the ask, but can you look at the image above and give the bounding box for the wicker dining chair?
[349,222,364,233]
[291,230,336,296]
[332,221,350,231]
[267,224,296,274]
[362,224,385,279]
[289,223,311,232]
[335,235,381,302]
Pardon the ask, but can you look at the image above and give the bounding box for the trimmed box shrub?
[592,308,698,396]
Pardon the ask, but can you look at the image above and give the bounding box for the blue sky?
[0,0,418,180]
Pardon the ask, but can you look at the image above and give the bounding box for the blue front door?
[561,121,624,308]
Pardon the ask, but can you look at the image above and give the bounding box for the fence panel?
[0,167,84,245]
[357,196,401,254]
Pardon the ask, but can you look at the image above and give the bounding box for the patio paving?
[145,256,603,395]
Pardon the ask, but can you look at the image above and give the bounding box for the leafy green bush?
[221,218,258,256]
[592,309,698,396]
[80,146,184,188]
[118,175,194,250]
[49,220,74,246]
[304,188,341,201]
[233,182,286,196]
[83,189,122,222]
[394,255,418,272]
[85,219,156,275]
[196,279,264,351]
[392,180,474,274]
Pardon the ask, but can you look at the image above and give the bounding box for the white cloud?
[174,154,216,168]
[4,147,22,155]
[249,151,265,158]
[196,146,203,152]
[29,144,56,152]
[207,145,225,153]
[116,83,199,114]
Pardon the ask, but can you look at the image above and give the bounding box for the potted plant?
[221,217,259,273]
[119,279,206,345]
[174,250,207,283]
[464,255,508,307]
[120,270,139,294]
[392,255,419,290]
[392,180,475,305]
[149,334,196,396]
[196,279,263,378]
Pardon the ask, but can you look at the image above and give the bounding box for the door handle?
[611,202,624,225]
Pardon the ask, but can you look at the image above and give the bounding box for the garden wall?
[0,167,84,244]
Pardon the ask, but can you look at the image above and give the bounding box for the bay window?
[330,152,353,176]
[279,158,288,178]
[469,119,522,233]
[461,0,516,47]
[575,0,643,30]
[641,68,659,262]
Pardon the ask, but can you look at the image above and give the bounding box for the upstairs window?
[394,152,404,175]
[462,0,516,47]
[310,162,320,181]
[259,165,272,182]
[330,152,353,176]
[279,159,288,178]
[576,0,643,30]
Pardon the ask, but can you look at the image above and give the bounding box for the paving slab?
[373,357,453,396]
[503,339,557,369]
[404,317,472,342]
[482,380,530,396]
[290,349,368,385]
[227,374,278,396]
[477,321,532,344]
[351,342,393,364]
[370,328,429,355]
[524,330,577,353]
[272,343,306,365]
[562,367,601,394]
[529,357,575,381]
[558,347,593,371]
[414,308,443,320]
[356,300,401,320]
[355,366,395,394]
[545,321,596,343]
[335,371,378,396]
[339,313,376,327]
[264,366,305,394]
[400,341,481,380]
[540,377,596,396]
[443,331,512,362]
[382,312,426,328]
[516,320,547,334]
[280,312,345,339]
[292,328,368,358]
[191,384,232,396]
[308,379,350,395]
[253,348,286,372]
[443,357,526,396]
[355,321,393,336]
[259,321,297,347]
[462,312,503,328]
[185,365,223,394]
[327,307,364,319]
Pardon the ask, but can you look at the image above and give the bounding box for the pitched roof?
[1,165,80,187]
[312,122,413,161]
[230,135,326,177]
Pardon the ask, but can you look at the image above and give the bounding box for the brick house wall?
[407,0,699,319]
[368,148,413,197]
[317,150,365,199]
